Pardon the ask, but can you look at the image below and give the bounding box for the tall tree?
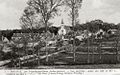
[65,0,82,62]
[21,0,64,63]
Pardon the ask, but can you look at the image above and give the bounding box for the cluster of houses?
[0,19,118,46]
[57,20,118,41]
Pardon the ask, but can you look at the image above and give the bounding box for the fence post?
[99,39,102,64]
[45,32,49,63]
[116,25,120,63]
[73,32,76,62]
[38,49,40,66]
[73,42,76,62]
[92,35,94,64]
[116,40,118,63]
[87,26,90,64]
[116,37,119,63]
[46,44,49,63]
[18,47,21,68]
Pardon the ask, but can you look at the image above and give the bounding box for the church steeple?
[61,19,64,24]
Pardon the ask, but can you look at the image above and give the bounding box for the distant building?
[107,29,118,35]
[58,19,71,35]
[0,31,10,43]
[58,19,71,39]
[2,37,9,43]
[12,33,22,38]
[95,29,105,39]
[75,30,92,41]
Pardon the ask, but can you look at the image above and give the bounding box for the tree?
[102,22,112,32]
[65,0,82,26]
[65,0,82,62]
[20,6,42,29]
[0,31,2,41]
[27,0,64,29]
[20,0,64,29]
[85,19,103,33]
[21,0,64,63]
[71,23,84,31]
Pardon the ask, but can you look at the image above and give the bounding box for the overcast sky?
[0,0,120,30]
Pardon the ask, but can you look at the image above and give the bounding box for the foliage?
[20,0,64,29]
[20,6,53,29]
[72,19,117,33]
[83,19,103,33]
[102,22,115,32]
[65,0,82,26]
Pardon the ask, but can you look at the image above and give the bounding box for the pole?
[87,26,90,64]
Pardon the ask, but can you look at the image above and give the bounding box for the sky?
[0,0,120,30]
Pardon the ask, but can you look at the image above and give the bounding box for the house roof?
[108,29,117,32]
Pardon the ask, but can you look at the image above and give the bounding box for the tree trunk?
[45,21,49,63]
[71,2,76,62]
